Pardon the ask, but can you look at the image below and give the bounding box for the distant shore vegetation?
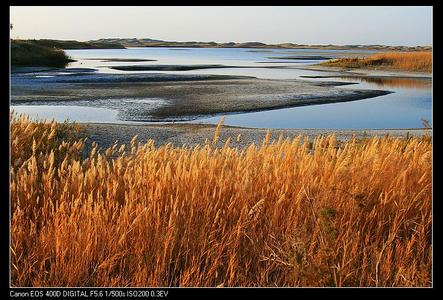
[11,40,74,67]
[11,39,126,67]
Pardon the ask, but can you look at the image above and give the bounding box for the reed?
[320,51,432,73]
[10,115,432,287]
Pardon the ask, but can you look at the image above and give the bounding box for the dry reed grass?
[321,51,432,73]
[10,115,432,287]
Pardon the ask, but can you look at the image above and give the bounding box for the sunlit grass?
[10,115,432,287]
[320,51,432,73]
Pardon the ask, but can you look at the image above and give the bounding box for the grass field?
[10,115,432,287]
[320,51,432,73]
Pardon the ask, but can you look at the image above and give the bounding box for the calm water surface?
[11,47,432,129]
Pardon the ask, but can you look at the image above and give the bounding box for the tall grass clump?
[11,40,75,67]
[321,51,432,73]
[10,116,432,287]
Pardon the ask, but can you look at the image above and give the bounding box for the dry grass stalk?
[321,51,432,72]
[10,115,432,287]
[213,117,225,144]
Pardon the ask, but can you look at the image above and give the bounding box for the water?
[12,105,119,123]
[192,84,431,129]
[11,47,432,129]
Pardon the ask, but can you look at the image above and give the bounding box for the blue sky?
[10,6,432,46]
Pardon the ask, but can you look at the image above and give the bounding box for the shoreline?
[82,122,432,150]
[11,74,391,122]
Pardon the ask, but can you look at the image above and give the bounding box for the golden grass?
[321,51,432,73]
[10,115,432,287]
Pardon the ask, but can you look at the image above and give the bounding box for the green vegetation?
[11,39,126,68]
[11,40,75,67]
[26,39,125,49]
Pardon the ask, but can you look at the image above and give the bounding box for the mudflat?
[11,71,390,122]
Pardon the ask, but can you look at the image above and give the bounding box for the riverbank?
[83,122,431,150]
[316,51,432,74]
[11,40,75,67]
[10,47,431,129]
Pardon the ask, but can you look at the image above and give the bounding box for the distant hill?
[11,39,126,50]
[86,38,432,51]
[94,38,164,47]
[11,38,432,52]
[28,39,126,49]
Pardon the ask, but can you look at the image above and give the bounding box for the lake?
[11,47,432,129]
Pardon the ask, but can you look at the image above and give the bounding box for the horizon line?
[9,36,433,48]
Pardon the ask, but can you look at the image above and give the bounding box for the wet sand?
[109,64,241,71]
[11,72,390,121]
[83,123,431,150]
[12,63,431,151]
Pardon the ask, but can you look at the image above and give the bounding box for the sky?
[10,6,433,46]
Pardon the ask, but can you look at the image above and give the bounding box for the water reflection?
[339,76,431,89]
